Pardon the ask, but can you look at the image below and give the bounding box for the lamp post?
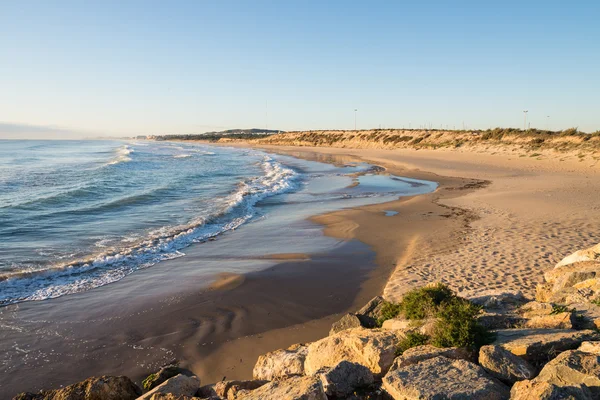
[523,110,528,131]
[354,109,358,131]
[546,115,550,131]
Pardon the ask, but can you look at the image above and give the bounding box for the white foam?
[105,145,134,166]
[0,155,299,306]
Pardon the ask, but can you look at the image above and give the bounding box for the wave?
[104,145,134,166]
[174,154,192,158]
[0,156,298,306]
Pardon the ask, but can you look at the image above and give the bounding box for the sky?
[1,1,599,138]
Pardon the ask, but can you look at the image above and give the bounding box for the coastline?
[1,145,437,396]
[6,142,600,397]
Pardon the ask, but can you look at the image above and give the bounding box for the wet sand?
[1,151,430,397]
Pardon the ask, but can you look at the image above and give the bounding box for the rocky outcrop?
[518,301,576,329]
[510,380,593,400]
[579,341,600,354]
[235,376,326,400]
[138,375,201,400]
[469,290,528,311]
[494,329,600,364]
[478,345,536,384]
[252,343,308,380]
[556,243,600,268]
[317,361,374,398]
[382,356,510,400]
[329,313,363,335]
[532,350,600,397]
[392,345,474,369]
[143,366,190,391]
[304,327,402,377]
[355,295,385,328]
[13,376,141,400]
[214,380,268,400]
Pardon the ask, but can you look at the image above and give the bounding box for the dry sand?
[255,145,600,303]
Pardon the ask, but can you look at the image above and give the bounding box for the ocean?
[0,140,437,306]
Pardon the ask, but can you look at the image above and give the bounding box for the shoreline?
[1,146,438,397]
[7,142,600,397]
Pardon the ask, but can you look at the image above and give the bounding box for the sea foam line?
[0,155,298,306]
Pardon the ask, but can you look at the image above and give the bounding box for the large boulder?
[579,341,600,354]
[13,376,141,400]
[146,395,201,400]
[392,345,474,369]
[537,262,600,303]
[468,290,528,311]
[356,296,385,328]
[382,356,510,400]
[142,365,190,391]
[510,380,592,400]
[235,376,326,400]
[494,329,600,364]
[253,343,308,380]
[317,361,374,398]
[478,345,536,384]
[304,328,402,377]
[214,380,268,400]
[517,302,576,329]
[533,350,600,397]
[137,375,200,400]
[556,243,600,268]
[329,313,363,335]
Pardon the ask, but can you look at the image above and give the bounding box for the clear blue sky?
[1,1,599,138]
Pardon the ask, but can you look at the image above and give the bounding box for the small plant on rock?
[431,297,495,348]
[377,301,402,326]
[395,331,429,356]
[399,283,454,320]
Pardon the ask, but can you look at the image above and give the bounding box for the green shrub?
[377,301,402,326]
[431,297,494,348]
[396,332,429,356]
[399,283,454,320]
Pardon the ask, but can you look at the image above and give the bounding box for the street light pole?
[523,110,528,131]
[354,109,358,131]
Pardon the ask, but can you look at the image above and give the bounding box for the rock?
[537,261,600,303]
[138,375,201,400]
[392,345,474,369]
[519,301,555,318]
[382,356,510,400]
[380,318,412,331]
[478,311,524,329]
[510,380,592,400]
[579,341,600,354]
[524,312,575,329]
[235,376,326,400]
[317,361,374,397]
[214,380,268,400]
[534,350,600,397]
[356,296,385,328]
[304,328,402,377]
[494,329,600,364]
[329,313,363,335]
[142,365,190,391]
[13,376,142,400]
[478,345,536,384]
[556,243,600,268]
[469,290,528,311]
[147,395,201,400]
[252,343,308,380]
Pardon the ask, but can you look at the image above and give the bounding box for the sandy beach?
[3,142,600,397]
[173,142,600,385]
